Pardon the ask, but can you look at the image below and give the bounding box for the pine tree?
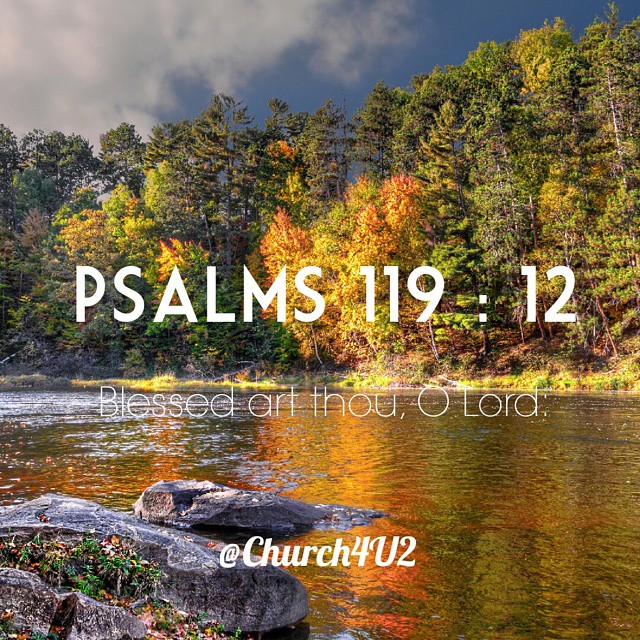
[20,130,98,217]
[99,123,146,195]
[298,99,352,210]
[354,81,407,179]
[0,125,19,232]
[417,100,486,351]
[192,94,256,270]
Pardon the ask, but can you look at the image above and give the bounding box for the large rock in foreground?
[0,568,147,640]
[0,568,60,636]
[0,495,309,634]
[134,480,386,534]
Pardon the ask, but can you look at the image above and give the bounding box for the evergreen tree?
[99,122,146,195]
[354,81,406,179]
[298,99,352,210]
[20,130,98,217]
[192,94,256,269]
[417,101,486,351]
[0,125,19,231]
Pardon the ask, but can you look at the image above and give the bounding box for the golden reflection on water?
[1,390,640,638]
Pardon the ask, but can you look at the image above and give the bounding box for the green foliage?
[99,123,146,195]
[354,81,407,179]
[122,348,148,378]
[1,6,639,377]
[298,99,352,209]
[0,533,161,601]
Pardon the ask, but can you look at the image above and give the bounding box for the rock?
[65,593,148,640]
[133,480,386,534]
[0,568,60,635]
[0,568,147,640]
[0,495,309,634]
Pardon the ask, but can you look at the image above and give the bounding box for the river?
[1,388,640,639]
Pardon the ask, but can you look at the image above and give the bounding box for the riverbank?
[334,340,640,391]
[2,359,640,392]
[3,334,640,392]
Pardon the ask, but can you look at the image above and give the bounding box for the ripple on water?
[2,389,640,639]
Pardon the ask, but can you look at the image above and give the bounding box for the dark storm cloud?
[0,0,416,141]
[0,0,635,141]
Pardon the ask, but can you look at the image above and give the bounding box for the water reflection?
[1,389,640,638]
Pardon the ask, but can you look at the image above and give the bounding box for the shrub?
[0,533,161,602]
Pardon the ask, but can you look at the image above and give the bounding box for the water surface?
[1,388,640,639]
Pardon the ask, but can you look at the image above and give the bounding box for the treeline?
[0,7,639,378]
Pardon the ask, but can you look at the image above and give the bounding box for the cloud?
[0,0,416,144]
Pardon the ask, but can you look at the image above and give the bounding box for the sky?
[0,0,637,145]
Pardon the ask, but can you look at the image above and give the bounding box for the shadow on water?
[267,623,311,640]
[2,388,640,638]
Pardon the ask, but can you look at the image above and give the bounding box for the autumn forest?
[0,8,639,383]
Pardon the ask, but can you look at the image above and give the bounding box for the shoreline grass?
[2,364,640,394]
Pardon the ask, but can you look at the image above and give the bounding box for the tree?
[298,99,352,210]
[0,125,19,231]
[99,123,146,195]
[393,67,462,173]
[260,208,320,362]
[20,130,98,217]
[461,42,536,341]
[417,100,486,353]
[354,81,407,179]
[145,120,208,243]
[192,94,256,269]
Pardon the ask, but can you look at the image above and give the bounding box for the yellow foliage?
[60,209,113,269]
[157,239,208,282]
[260,207,312,277]
[259,174,430,363]
[512,18,573,95]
